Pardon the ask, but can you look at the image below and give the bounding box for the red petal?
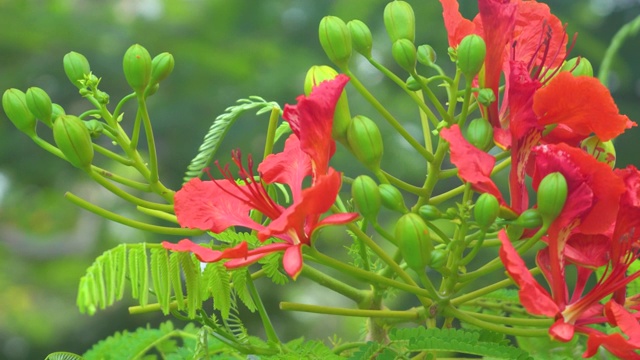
[605,301,640,345]
[535,72,636,142]
[223,243,290,269]
[584,331,640,359]
[282,245,304,279]
[498,230,558,316]
[161,239,248,263]
[259,168,345,243]
[440,125,504,203]
[259,135,312,202]
[438,0,475,47]
[475,0,517,128]
[549,319,575,342]
[283,74,349,175]
[564,233,610,269]
[174,178,264,233]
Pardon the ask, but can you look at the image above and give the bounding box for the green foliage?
[348,327,532,359]
[78,321,231,360]
[263,339,342,360]
[182,96,281,184]
[45,353,85,360]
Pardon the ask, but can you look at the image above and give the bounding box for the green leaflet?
[202,261,231,319]
[182,96,281,184]
[44,352,85,360]
[349,327,532,360]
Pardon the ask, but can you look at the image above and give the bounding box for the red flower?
[499,145,640,357]
[163,76,358,279]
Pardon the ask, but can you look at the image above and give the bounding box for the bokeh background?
[1,0,639,358]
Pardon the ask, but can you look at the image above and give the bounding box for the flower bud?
[395,213,432,271]
[379,184,408,213]
[477,88,496,106]
[562,57,593,77]
[392,39,417,73]
[347,115,383,170]
[383,1,415,43]
[474,193,499,230]
[465,118,493,151]
[405,75,428,91]
[536,172,568,225]
[2,89,36,136]
[52,103,66,119]
[347,20,372,58]
[150,52,175,85]
[304,66,351,142]
[512,209,542,229]
[419,205,442,221]
[506,224,524,241]
[85,119,105,139]
[123,44,152,94]
[53,115,94,169]
[63,51,91,89]
[580,135,616,168]
[417,44,437,66]
[25,87,53,127]
[428,249,448,269]
[319,16,352,69]
[456,34,486,79]
[352,175,381,220]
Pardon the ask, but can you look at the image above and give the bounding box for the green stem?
[343,68,434,162]
[445,306,549,337]
[332,342,368,355]
[246,273,280,344]
[380,170,425,195]
[262,107,281,161]
[450,277,515,306]
[137,96,159,183]
[300,265,370,305]
[92,143,135,165]
[91,167,152,191]
[279,302,420,320]
[464,311,552,327]
[598,14,640,85]
[65,192,203,236]
[87,168,173,212]
[113,92,137,120]
[305,248,433,300]
[136,206,178,223]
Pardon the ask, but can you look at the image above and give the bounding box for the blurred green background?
[1,0,639,358]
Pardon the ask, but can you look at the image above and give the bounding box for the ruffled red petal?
[535,72,636,142]
[440,125,504,203]
[438,0,475,47]
[161,240,248,263]
[259,135,312,202]
[283,74,348,176]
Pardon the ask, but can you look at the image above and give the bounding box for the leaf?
[179,252,202,319]
[203,261,231,318]
[151,248,172,315]
[260,252,289,285]
[169,251,185,311]
[45,352,85,360]
[183,96,281,184]
[231,268,256,312]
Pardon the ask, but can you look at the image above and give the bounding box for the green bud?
[123,44,152,94]
[428,249,448,269]
[347,20,373,58]
[25,87,53,127]
[319,16,352,69]
[417,44,437,66]
[512,209,542,229]
[352,175,381,220]
[465,118,494,151]
[304,66,351,143]
[506,224,524,241]
[536,172,568,225]
[456,34,486,78]
[396,213,432,271]
[347,115,384,170]
[150,52,175,85]
[498,205,518,220]
[2,89,36,136]
[562,57,593,77]
[53,115,94,169]
[405,75,429,91]
[476,88,496,106]
[51,103,66,119]
[474,193,499,230]
[383,1,415,43]
[379,184,408,213]
[580,135,616,168]
[419,205,442,221]
[63,51,91,89]
[392,39,417,73]
[85,119,105,139]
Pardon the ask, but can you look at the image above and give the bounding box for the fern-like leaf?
[45,352,85,360]
[231,268,256,312]
[169,251,186,311]
[183,96,281,184]
[150,247,172,314]
[202,261,232,318]
[179,252,202,319]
